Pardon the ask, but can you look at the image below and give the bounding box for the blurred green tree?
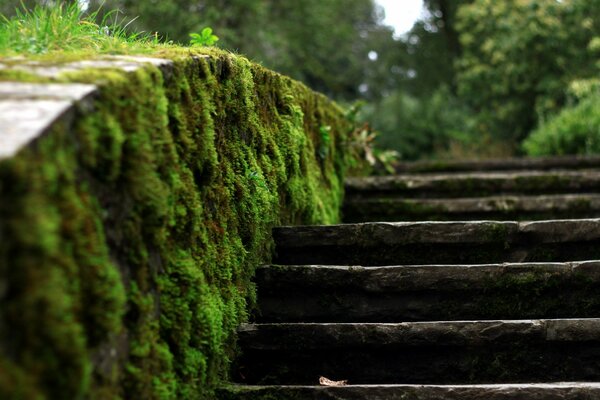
[455,0,600,143]
[83,0,397,100]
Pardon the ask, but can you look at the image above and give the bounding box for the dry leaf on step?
[319,376,348,386]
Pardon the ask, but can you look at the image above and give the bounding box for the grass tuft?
[0,1,169,57]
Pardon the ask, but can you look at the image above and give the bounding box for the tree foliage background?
[2,0,599,160]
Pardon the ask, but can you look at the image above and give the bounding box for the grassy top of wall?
[0,48,355,399]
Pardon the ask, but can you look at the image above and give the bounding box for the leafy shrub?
[523,93,600,155]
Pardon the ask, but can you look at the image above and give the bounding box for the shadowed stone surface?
[273,219,600,265]
[230,156,600,397]
[235,319,600,384]
[343,193,600,222]
[393,155,600,173]
[219,383,600,400]
[254,262,600,322]
[239,319,600,349]
[345,171,600,198]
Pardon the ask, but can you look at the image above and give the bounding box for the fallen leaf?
[319,376,348,386]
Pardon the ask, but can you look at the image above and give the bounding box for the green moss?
[0,49,353,398]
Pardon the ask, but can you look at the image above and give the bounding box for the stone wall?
[0,50,352,399]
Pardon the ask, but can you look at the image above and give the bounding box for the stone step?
[273,219,600,265]
[393,155,600,173]
[343,194,600,222]
[345,171,600,199]
[254,261,600,322]
[234,319,600,385]
[218,383,600,400]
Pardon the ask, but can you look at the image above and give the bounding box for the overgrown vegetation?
[0,2,171,56]
[523,88,600,156]
[0,4,355,399]
[2,0,599,160]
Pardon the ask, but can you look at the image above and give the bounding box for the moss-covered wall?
[0,50,352,399]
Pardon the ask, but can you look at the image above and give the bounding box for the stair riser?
[236,344,600,385]
[275,242,600,265]
[256,263,600,322]
[256,288,600,322]
[342,204,600,223]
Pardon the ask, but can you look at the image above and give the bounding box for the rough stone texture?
[0,82,98,100]
[236,155,600,393]
[238,319,600,350]
[343,194,600,222]
[520,219,600,242]
[393,155,600,173]
[218,383,600,400]
[0,57,174,160]
[235,319,600,384]
[11,55,173,78]
[275,221,519,247]
[345,171,600,198]
[273,219,600,265]
[254,262,600,322]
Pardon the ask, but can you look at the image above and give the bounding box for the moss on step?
[0,49,352,399]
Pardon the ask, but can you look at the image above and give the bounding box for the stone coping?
[0,55,175,160]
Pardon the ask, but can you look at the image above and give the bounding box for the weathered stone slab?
[11,56,173,78]
[239,319,600,350]
[257,262,600,292]
[343,194,600,222]
[394,155,600,173]
[0,57,171,161]
[235,319,600,384]
[275,221,518,247]
[0,82,97,100]
[254,262,600,322]
[345,171,600,198]
[273,219,600,265]
[0,99,72,159]
[0,82,97,159]
[219,383,600,400]
[520,219,600,243]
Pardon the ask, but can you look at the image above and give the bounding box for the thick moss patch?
[0,50,351,399]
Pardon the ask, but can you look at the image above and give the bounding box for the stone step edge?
[344,193,600,210]
[255,261,600,292]
[218,382,600,400]
[274,219,600,247]
[345,171,600,195]
[239,318,600,350]
[393,155,600,173]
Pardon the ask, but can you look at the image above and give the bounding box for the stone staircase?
[220,156,600,399]
[344,156,600,222]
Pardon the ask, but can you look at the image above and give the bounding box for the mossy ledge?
[0,49,352,399]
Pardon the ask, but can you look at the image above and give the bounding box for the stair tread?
[393,155,600,173]
[344,194,600,220]
[273,219,600,265]
[275,219,600,247]
[220,382,600,400]
[345,170,600,198]
[239,318,600,349]
[257,261,600,291]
